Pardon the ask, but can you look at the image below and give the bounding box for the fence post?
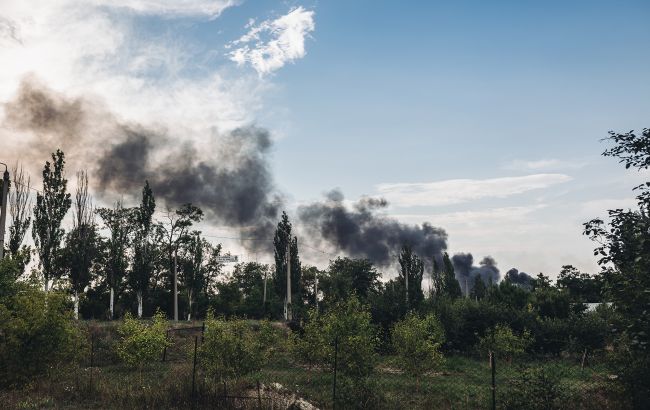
[257,380,262,409]
[162,329,169,362]
[89,334,94,393]
[192,335,198,407]
[490,351,496,410]
[332,336,338,410]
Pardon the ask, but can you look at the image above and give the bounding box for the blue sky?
[1,0,649,277]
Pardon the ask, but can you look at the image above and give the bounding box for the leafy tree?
[32,149,71,292]
[392,313,445,390]
[583,127,650,405]
[441,252,462,298]
[320,257,380,307]
[398,244,425,309]
[430,257,444,298]
[130,181,156,318]
[290,308,328,370]
[556,265,602,303]
[199,313,270,386]
[115,310,170,379]
[0,282,86,386]
[479,323,532,361]
[97,201,133,319]
[64,171,100,319]
[179,232,213,320]
[273,211,301,319]
[470,275,487,300]
[8,163,32,273]
[158,203,203,320]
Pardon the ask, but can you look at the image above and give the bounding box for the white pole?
[0,166,9,259]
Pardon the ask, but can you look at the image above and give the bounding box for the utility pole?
[173,248,178,321]
[263,270,267,305]
[315,271,318,311]
[0,163,9,260]
[285,242,292,321]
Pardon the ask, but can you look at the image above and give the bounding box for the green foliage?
[198,313,269,381]
[0,286,86,386]
[398,244,425,309]
[320,257,380,307]
[441,252,462,298]
[272,211,301,315]
[290,309,328,368]
[479,324,532,360]
[115,311,170,368]
[32,149,72,290]
[500,365,566,410]
[556,265,603,303]
[391,313,445,379]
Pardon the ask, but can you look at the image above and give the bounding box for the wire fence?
[12,323,627,409]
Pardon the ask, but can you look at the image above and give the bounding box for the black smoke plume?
[452,253,500,295]
[504,268,533,289]
[298,190,448,267]
[2,77,282,247]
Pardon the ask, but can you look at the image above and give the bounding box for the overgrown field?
[0,319,627,410]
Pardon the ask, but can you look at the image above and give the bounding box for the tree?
[583,128,650,405]
[392,313,445,390]
[179,232,208,320]
[64,171,100,319]
[430,257,444,298]
[470,275,487,300]
[441,252,462,298]
[97,201,133,319]
[8,163,32,273]
[556,265,602,303]
[320,257,380,307]
[130,181,156,318]
[398,244,425,309]
[115,311,170,382]
[273,211,301,320]
[32,149,71,292]
[199,313,271,388]
[158,203,203,321]
[478,323,532,361]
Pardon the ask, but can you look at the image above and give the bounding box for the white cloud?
[503,158,588,171]
[375,174,572,207]
[92,0,238,18]
[227,6,315,76]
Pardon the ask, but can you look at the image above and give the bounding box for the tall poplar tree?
[273,212,301,319]
[398,244,424,309]
[32,150,71,292]
[130,181,155,318]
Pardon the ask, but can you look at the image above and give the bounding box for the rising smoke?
[452,253,500,294]
[298,190,448,267]
[504,268,533,289]
[2,77,282,247]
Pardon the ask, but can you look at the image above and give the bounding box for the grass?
[0,320,628,409]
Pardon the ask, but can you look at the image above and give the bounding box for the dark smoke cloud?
[2,77,282,248]
[297,190,447,267]
[504,268,533,289]
[452,253,500,295]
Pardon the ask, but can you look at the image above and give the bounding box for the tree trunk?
[173,250,178,321]
[137,291,143,318]
[187,290,193,321]
[74,290,79,320]
[109,287,114,320]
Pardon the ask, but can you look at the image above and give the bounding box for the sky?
[1,0,649,278]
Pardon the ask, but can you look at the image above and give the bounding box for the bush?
[500,365,566,410]
[479,323,532,361]
[198,313,270,383]
[391,312,445,386]
[290,309,327,369]
[115,311,170,369]
[0,286,86,387]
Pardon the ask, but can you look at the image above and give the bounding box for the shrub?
[0,286,86,387]
[290,309,327,369]
[391,312,445,387]
[479,323,532,361]
[198,313,269,383]
[115,311,170,369]
[500,365,566,410]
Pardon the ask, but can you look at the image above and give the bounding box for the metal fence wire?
[35,324,629,410]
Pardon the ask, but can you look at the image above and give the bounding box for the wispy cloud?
[92,0,238,18]
[227,6,315,76]
[376,174,572,207]
[503,158,588,171]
